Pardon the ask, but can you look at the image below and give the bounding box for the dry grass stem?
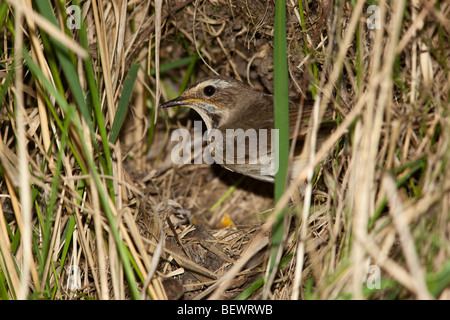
[1,0,448,300]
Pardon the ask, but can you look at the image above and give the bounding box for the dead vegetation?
[0,0,449,300]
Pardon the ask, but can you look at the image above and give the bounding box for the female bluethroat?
[160,76,331,183]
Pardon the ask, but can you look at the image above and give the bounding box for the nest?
[0,0,449,300]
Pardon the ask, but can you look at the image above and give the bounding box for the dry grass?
[0,0,449,300]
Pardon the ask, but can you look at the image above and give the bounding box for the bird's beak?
[160,96,189,109]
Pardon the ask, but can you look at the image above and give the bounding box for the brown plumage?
[160,76,333,182]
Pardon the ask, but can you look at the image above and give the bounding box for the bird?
[160,76,333,183]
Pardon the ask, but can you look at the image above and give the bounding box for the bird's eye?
[203,85,215,97]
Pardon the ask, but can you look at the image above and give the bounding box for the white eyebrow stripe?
[211,79,232,88]
[186,78,233,95]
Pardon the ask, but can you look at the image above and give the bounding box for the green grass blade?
[235,277,264,300]
[180,53,200,94]
[23,48,140,299]
[0,2,9,27]
[75,4,114,199]
[110,63,140,144]
[22,49,71,112]
[34,0,92,130]
[209,175,245,212]
[273,0,290,200]
[297,0,318,97]
[41,105,74,277]
[265,0,290,296]
[150,56,195,75]
[236,253,293,300]
[0,59,14,109]
[427,260,450,298]
[0,267,10,300]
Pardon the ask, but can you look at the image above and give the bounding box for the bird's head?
[160,76,269,130]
